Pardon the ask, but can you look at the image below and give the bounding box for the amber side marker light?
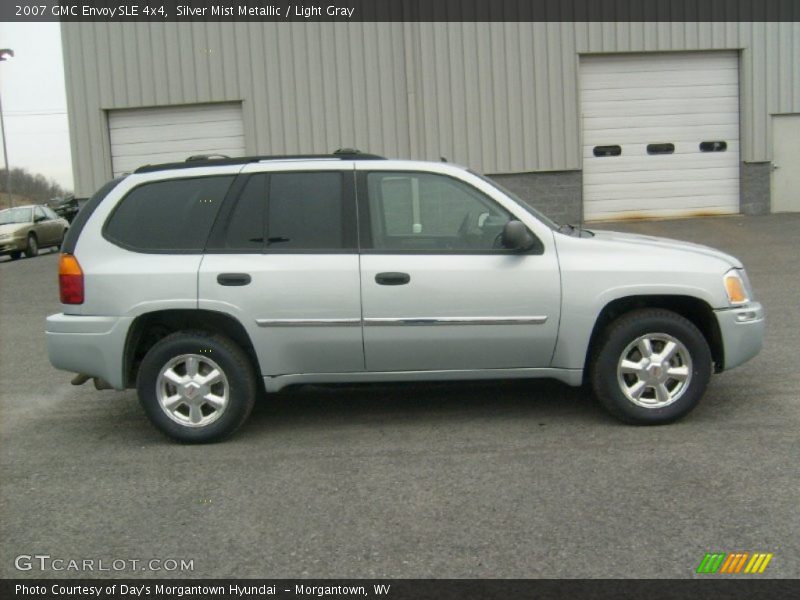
[724,272,748,305]
[59,253,84,304]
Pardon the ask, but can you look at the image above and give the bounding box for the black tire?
[9,250,21,260]
[136,331,257,443]
[24,234,38,258]
[590,308,712,425]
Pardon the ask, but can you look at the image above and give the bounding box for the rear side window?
[104,176,233,252]
[268,172,343,249]
[217,171,351,252]
[224,175,266,250]
[62,177,125,255]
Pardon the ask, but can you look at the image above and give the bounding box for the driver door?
[356,167,561,372]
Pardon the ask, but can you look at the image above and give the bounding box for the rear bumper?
[714,302,765,371]
[46,313,133,390]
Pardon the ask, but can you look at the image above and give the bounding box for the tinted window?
[225,175,267,250]
[34,207,46,221]
[366,172,513,252]
[43,206,58,220]
[217,171,348,252]
[105,176,233,251]
[63,177,125,255]
[267,172,344,250]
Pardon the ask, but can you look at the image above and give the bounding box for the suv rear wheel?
[136,331,257,443]
[590,308,712,424]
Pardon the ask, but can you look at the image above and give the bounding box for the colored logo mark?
[696,552,774,574]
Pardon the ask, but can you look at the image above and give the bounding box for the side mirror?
[501,220,536,252]
[34,215,46,223]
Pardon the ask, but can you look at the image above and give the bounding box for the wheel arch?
[123,309,260,389]
[584,295,724,382]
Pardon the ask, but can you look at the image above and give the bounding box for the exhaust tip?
[93,377,113,391]
[71,373,90,386]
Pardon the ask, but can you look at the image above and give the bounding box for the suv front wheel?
[137,331,257,443]
[590,308,712,424]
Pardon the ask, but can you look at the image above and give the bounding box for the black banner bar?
[1,0,799,23]
[3,579,800,600]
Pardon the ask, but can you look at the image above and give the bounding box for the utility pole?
[0,48,14,208]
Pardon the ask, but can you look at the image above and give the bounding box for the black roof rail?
[186,153,231,162]
[133,150,386,174]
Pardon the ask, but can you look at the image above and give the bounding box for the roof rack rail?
[186,153,231,162]
[133,150,385,174]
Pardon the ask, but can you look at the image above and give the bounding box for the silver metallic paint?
[45,160,764,393]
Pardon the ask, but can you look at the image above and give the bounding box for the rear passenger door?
[41,206,64,243]
[34,206,56,245]
[198,163,364,377]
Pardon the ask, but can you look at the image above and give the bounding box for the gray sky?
[0,22,73,191]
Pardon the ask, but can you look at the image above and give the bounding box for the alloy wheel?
[616,333,693,408]
[156,354,229,427]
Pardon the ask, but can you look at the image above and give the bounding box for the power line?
[5,110,68,116]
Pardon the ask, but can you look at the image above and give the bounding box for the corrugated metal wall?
[62,21,800,196]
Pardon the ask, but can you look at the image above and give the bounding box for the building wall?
[62,21,800,198]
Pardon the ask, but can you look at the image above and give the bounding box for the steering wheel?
[492,231,505,249]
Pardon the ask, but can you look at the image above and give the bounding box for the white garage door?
[580,52,740,221]
[108,103,245,176]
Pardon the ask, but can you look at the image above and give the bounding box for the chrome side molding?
[256,318,361,327]
[364,316,548,326]
[257,316,548,327]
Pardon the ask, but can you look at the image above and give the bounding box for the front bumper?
[714,302,765,371]
[0,238,25,254]
[46,313,134,390]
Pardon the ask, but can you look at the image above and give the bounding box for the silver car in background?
[0,205,69,260]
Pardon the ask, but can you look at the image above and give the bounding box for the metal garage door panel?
[581,52,740,221]
[771,115,800,213]
[108,103,245,176]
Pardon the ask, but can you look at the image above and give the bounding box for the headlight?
[724,269,750,305]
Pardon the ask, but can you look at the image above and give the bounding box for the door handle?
[375,272,410,286]
[217,273,251,286]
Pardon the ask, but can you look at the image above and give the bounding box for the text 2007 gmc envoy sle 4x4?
[46,152,764,442]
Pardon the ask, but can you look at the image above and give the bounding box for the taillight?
[59,253,84,304]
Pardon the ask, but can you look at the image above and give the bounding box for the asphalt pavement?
[1,214,798,579]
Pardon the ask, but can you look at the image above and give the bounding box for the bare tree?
[0,167,72,204]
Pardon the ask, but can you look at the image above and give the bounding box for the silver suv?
[46,152,764,442]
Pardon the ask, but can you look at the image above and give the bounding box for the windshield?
[0,207,33,225]
[467,169,560,230]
